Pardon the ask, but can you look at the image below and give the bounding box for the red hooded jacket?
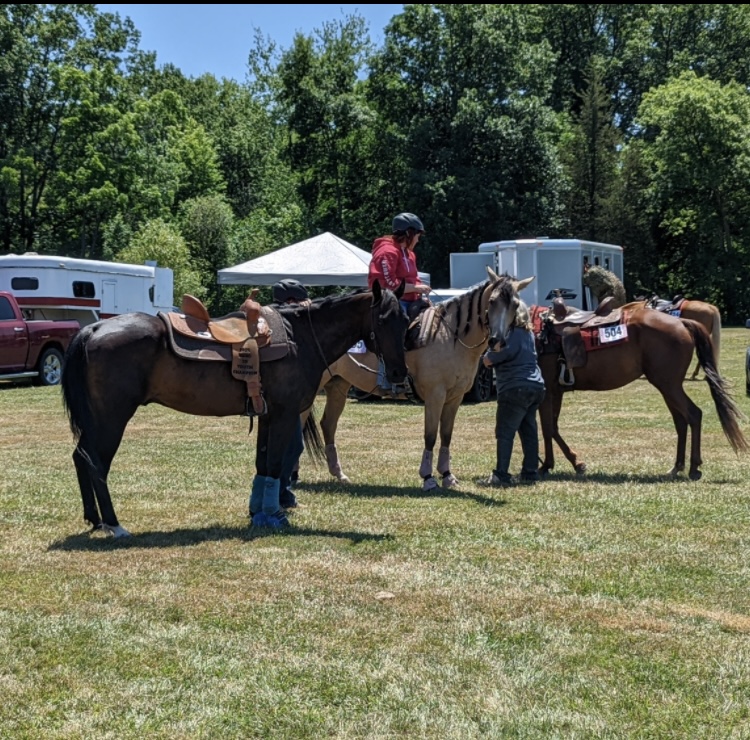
[367,236,421,302]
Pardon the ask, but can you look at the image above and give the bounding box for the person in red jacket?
[368,212,431,315]
[368,212,431,391]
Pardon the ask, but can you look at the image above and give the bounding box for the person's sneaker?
[518,473,540,484]
[279,488,298,509]
[485,473,514,488]
[251,511,290,529]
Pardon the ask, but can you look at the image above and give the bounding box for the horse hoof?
[575,463,587,476]
[689,469,702,481]
[441,473,459,489]
[337,473,351,484]
[102,523,131,538]
[422,476,438,492]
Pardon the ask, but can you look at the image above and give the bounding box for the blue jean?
[494,385,545,482]
[280,416,304,493]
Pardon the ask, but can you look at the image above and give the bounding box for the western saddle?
[538,295,629,386]
[161,293,290,417]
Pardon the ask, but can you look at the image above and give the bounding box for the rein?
[306,304,336,382]
[305,296,382,383]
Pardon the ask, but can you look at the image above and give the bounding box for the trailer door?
[101,280,117,317]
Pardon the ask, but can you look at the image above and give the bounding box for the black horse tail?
[61,326,93,445]
[302,405,326,463]
[682,319,749,453]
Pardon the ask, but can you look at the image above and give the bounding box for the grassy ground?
[1,328,749,739]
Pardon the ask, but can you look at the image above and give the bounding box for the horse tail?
[709,305,722,368]
[61,326,93,444]
[682,319,749,454]
[302,404,326,463]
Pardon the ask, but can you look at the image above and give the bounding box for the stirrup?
[558,364,575,386]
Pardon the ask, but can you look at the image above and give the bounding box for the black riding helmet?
[273,278,309,303]
[392,212,424,234]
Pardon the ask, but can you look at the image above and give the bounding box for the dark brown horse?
[486,298,747,481]
[61,282,409,537]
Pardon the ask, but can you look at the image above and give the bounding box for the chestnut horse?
[582,266,722,380]
[61,283,408,537]
[305,268,533,489]
[493,299,746,481]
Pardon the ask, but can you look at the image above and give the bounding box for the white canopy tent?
[217,231,430,287]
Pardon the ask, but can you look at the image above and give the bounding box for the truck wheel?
[37,347,64,386]
[467,362,494,403]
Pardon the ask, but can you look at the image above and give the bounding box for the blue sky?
[98,4,404,82]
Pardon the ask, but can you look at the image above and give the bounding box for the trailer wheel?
[466,362,494,403]
[36,347,64,386]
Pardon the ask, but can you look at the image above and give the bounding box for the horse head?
[486,267,535,344]
[370,279,409,389]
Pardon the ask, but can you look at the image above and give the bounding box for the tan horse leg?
[436,395,464,488]
[419,387,448,491]
[319,375,354,483]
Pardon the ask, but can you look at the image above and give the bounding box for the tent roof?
[217,232,374,287]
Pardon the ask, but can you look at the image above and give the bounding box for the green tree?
[560,64,622,240]
[178,195,235,313]
[116,218,204,304]
[0,4,139,253]
[635,71,750,320]
[366,4,565,283]
[275,14,375,235]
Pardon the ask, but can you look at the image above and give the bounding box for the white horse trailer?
[0,253,174,327]
[447,237,625,310]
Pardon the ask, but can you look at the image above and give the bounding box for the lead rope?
[307,303,336,382]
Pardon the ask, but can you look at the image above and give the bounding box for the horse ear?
[486,266,500,282]
[395,280,406,299]
[514,276,535,293]
[372,279,383,302]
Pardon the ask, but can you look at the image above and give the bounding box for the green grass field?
[1,328,749,738]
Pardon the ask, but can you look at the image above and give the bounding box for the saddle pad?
[580,309,634,351]
[160,306,291,363]
[415,306,440,348]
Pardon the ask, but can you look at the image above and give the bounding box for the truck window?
[11,277,38,290]
[73,281,96,298]
[0,296,15,320]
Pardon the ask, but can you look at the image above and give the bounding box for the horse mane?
[582,266,627,307]
[428,279,491,343]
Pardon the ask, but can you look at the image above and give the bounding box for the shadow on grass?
[48,522,397,550]
[537,470,704,484]
[294,480,503,508]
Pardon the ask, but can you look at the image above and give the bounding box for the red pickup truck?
[0,291,80,386]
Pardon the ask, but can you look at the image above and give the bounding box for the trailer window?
[73,281,96,298]
[11,277,38,290]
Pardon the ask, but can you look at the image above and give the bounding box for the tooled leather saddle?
[533,296,634,386]
[159,294,290,417]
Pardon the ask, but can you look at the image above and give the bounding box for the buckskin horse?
[61,281,409,537]
[582,266,722,380]
[303,268,533,489]
[487,293,747,481]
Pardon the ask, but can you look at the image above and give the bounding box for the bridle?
[445,281,492,350]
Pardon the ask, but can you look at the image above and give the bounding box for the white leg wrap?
[419,449,433,479]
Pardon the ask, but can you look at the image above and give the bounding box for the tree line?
[3,4,750,321]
